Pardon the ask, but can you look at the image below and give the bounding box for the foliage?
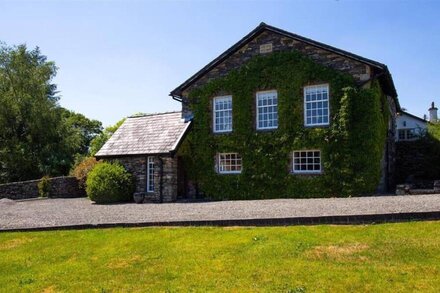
[59,108,103,155]
[86,161,134,203]
[428,122,440,141]
[180,51,389,199]
[37,176,51,197]
[89,118,125,156]
[395,122,440,183]
[1,222,440,291]
[0,43,103,183]
[69,156,99,189]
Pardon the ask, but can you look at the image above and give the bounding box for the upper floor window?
[256,90,278,130]
[292,150,322,174]
[304,84,329,127]
[217,153,242,174]
[213,96,232,133]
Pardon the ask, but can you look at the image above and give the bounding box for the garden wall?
[0,176,85,200]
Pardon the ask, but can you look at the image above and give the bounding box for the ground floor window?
[292,150,322,174]
[147,157,155,192]
[398,128,417,141]
[217,153,242,174]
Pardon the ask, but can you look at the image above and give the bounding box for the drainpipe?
[158,157,164,203]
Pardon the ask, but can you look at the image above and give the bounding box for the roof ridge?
[128,110,181,118]
[170,22,397,100]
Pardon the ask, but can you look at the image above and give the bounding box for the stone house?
[95,112,191,202]
[395,102,438,141]
[396,111,428,141]
[97,23,400,202]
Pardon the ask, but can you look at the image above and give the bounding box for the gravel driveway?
[1,194,440,230]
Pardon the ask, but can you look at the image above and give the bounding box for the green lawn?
[1,222,439,292]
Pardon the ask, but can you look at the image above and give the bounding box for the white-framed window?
[292,150,322,174]
[398,129,417,141]
[217,153,242,174]
[256,90,278,130]
[147,157,155,192]
[213,96,232,133]
[304,84,330,126]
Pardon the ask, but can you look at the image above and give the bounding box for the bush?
[86,161,134,203]
[70,156,98,190]
[38,176,51,197]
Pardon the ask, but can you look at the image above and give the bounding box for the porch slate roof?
[95,111,191,157]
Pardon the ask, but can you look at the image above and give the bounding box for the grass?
[0,222,439,292]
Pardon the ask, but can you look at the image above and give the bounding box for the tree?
[60,108,103,155]
[0,43,103,182]
[89,118,125,156]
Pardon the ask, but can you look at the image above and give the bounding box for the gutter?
[171,94,183,103]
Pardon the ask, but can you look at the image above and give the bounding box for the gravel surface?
[1,194,440,230]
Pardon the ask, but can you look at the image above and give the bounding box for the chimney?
[429,102,438,123]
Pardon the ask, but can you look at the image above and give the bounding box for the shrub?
[86,161,134,203]
[38,176,51,197]
[70,156,98,190]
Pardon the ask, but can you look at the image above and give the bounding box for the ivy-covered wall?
[179,51,389,199]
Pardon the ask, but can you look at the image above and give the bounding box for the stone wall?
[377,94,398,193]
[0,176,85,200]
[180,30,373,118]
[162,157,178,202]
[106,155,178,203]
[110,156,147,194]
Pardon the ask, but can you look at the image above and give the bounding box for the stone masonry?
[0,176,85,200]
[180,30,374,118]
[106,156,178,203]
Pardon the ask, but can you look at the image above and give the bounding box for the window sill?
[213,131,233,135]
[256,127,278,132]
[304,124,330,128]
[290,172,323,176]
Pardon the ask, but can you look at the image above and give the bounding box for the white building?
[396,102,438,141]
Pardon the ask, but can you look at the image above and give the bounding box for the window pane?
[293,150,321,174]
[304,85,329,126]
[257,91,278,129]
[218,153,242,174]
[147,157,155,192]
[214,96,233,133]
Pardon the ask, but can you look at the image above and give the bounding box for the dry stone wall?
[0,176,85,200]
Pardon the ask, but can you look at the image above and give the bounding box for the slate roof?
[170,22,399,108]
[95,111,191,157]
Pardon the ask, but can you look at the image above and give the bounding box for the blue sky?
[1,0,439,126]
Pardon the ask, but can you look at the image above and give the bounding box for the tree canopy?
[89,118,125,156]
[0,43,102,183]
